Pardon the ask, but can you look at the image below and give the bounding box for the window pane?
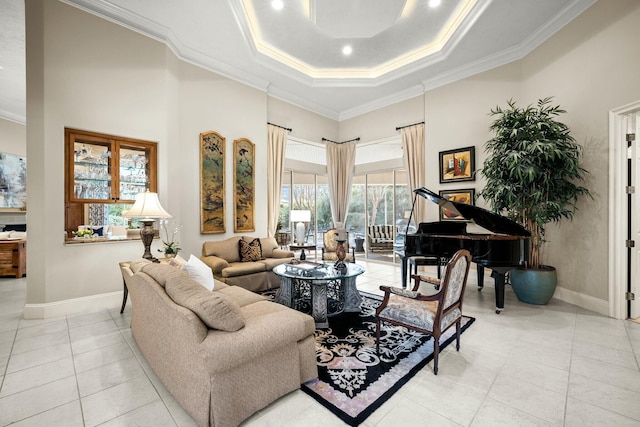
[292,172,316,245]
[367,171,393,226]
[278,170,291,232]
[346,175,365,244]
[316,175,331,234]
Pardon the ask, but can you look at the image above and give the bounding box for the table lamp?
[290,210,311,245]
[123,191,171,261]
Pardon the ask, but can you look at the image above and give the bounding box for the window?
[64,128,157,240]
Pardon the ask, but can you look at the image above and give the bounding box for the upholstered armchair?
[321,228,356,263]
[375,249,472,374]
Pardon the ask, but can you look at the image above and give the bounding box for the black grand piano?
[398,187,531,313]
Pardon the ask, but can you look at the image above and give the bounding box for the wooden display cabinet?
[64,128,157,237]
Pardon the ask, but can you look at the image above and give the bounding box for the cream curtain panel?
[401,123,426,223]
[326,141,357,225]
[267,124,288,236]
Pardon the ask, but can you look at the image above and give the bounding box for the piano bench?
[408,256,446,280]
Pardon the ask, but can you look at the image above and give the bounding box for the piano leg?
[400,256,408,289]
[491,269,509,314]
[476,264,484,290]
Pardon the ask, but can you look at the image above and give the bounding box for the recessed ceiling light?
[429,0,441,8]
[271,0,284,11]
[342,45,353,56]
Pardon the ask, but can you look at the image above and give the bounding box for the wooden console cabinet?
[0,240,26,278]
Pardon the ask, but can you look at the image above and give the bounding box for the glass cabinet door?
[72,141,113,201]
[119,146,150,201]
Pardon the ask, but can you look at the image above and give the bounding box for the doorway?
[609,100,640,319]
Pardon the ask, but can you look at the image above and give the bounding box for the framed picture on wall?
[233,138,255,233]
[200,131,225,234]
[439,188,475,221]
[439,146,475,183]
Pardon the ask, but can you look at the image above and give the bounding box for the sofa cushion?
[166,273,245,332]
[183,254,215,291]
[202,237,242,263]
[259,257,293,271]
[221,262,267,278]
[130,258,152,274]
[217,286,266,307]
[168,254,187,268]
[254,236,279,258]
[141,262,188,288]
[239,238,264,262]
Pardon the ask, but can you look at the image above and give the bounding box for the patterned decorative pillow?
[239,238,264,262]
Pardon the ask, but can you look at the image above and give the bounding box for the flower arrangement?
[74,228,94,238]
[158,218,182,256]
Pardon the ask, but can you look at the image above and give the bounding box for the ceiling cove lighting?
[271,0,284,11]
[342,45,353,56]
[429,0,441,8]
[240,0,477,79]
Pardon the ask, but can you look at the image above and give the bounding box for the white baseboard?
[22,291,123,319]
[553,286,608,316]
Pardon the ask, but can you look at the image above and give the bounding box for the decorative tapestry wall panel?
[200,131,225,234]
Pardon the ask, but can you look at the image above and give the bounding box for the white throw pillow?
[182,254,215,291]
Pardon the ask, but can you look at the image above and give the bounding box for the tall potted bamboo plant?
[479,97,591,304]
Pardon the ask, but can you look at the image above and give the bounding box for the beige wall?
[23,0,336,315]
[22,0,640,315]
[267,97,338,143]
[339,95,425,143]
[519,0,640,302]
[0,119,26,156]
[422,0,640,306]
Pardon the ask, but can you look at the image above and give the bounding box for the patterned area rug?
[301,294,475,426]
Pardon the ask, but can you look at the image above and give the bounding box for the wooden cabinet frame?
[64,128,157,237]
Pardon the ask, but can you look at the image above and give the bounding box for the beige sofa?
[200,236,295,292]
[124,259,318,427]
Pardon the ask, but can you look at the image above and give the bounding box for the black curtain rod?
[321,137,361,144]
[395,121,425,131]
[267,122,292,132]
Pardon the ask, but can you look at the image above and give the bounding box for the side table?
[119,258,168,313]
[288,244,316,260]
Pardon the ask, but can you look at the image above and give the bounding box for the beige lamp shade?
[123,191,172,220]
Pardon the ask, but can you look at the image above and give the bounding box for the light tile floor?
[2,260,640,426]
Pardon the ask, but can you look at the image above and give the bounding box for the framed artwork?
[200,131,225,234]
[439,146,475,183]
[233,138,255,232]
[0,152,27,211]
[439,188,475,221]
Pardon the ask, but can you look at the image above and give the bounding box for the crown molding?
[0,109,26,125]
[338,84,426,121]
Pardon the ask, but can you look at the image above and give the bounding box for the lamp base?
[140,219,159,262]
[335,239,347,270]
[295,221,306,245]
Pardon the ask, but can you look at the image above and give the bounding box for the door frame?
[609,100,640,319]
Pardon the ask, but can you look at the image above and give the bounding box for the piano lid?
[414,187,531,237]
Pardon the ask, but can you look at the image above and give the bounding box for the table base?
[275,276,362,328]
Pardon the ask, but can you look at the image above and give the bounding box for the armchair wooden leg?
[433,337,440,375]
[376,319,381,354]
[455,321,461,351]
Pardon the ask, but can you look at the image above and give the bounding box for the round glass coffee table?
[273,262,365,328]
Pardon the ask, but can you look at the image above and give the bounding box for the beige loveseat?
[124,259,318,427]
[200,236,295,292]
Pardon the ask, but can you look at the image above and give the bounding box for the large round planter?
[510,266,557,305]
